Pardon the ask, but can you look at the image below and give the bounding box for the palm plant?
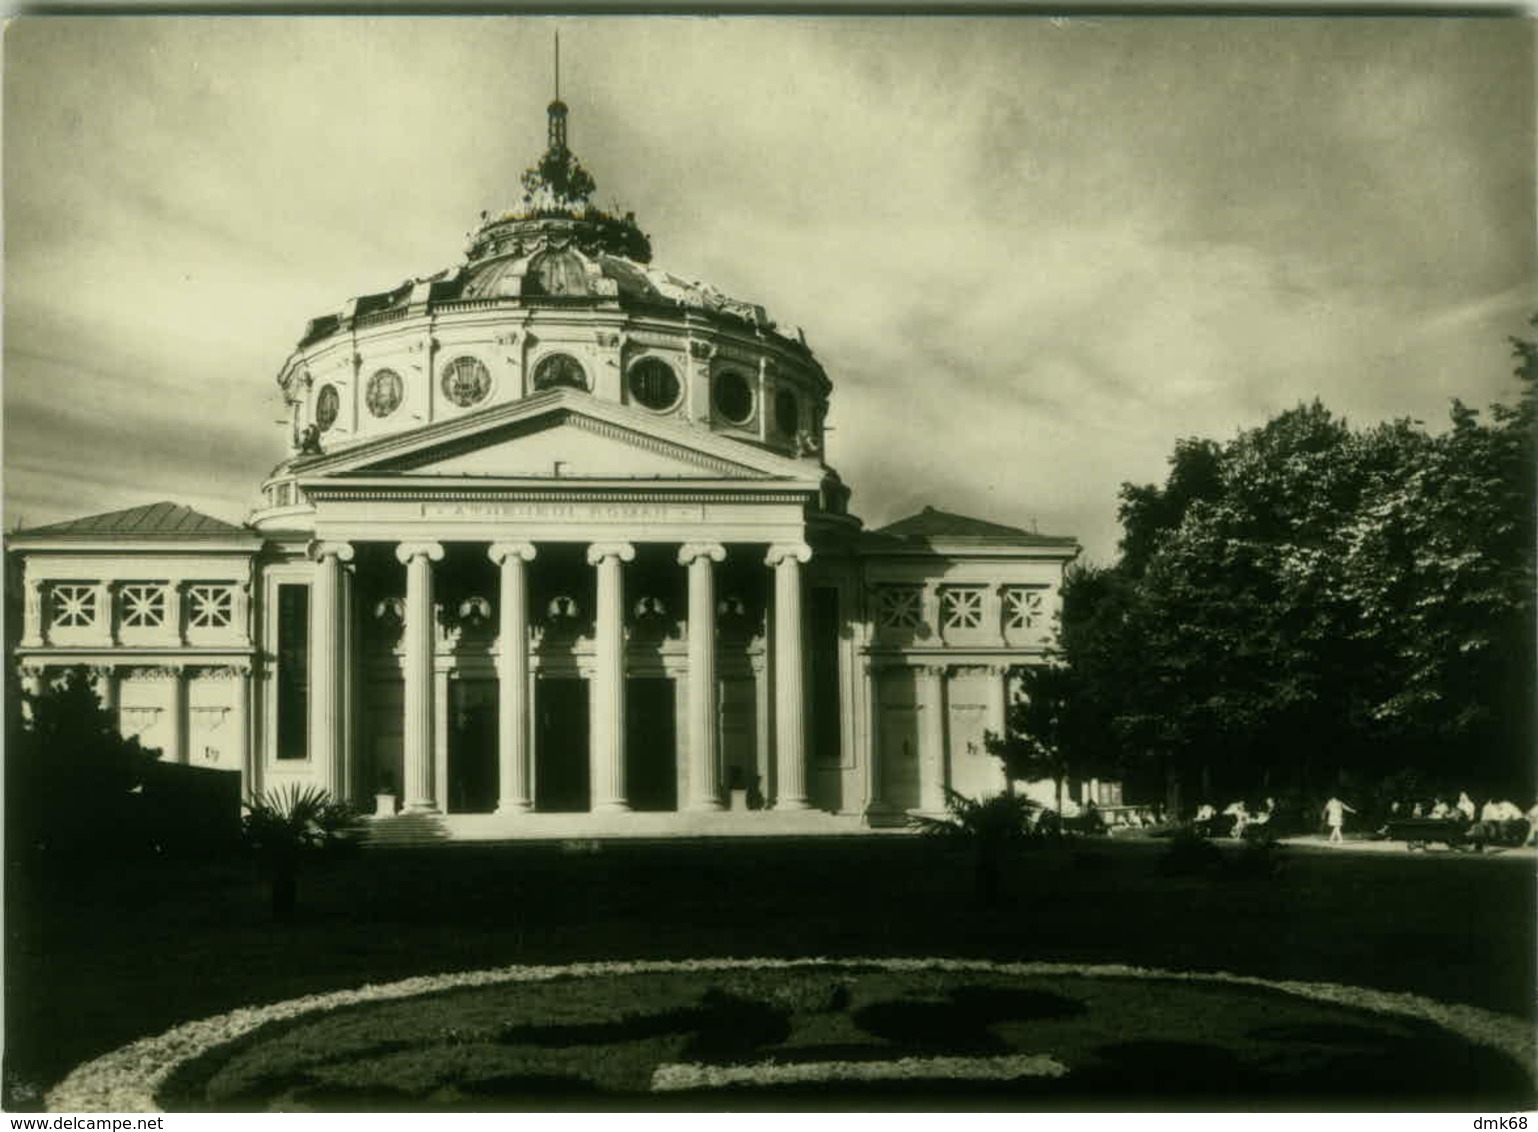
[911,788,1043,906]
[242,785,356,921]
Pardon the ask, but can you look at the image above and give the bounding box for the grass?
[6,835,1535,1109]
[153,967,1532,1111]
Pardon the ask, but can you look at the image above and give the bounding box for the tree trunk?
[271,859,298,922]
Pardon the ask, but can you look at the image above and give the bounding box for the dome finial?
[547,30,569,157]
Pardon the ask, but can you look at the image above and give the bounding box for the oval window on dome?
[774,389,799,437]
[315,384,340,432]
[534,353,588,392]
[441,356,491,408]
[628,357,680,411]
[366,368,404,418]
[713,371,753,425]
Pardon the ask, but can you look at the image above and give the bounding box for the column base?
[687,799,726,813]
[774,798,811,812]
[403,802,440,815]
[592,801,632,814]
[496,799,535,816]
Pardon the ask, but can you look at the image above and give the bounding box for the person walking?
[1322,795,1355,844]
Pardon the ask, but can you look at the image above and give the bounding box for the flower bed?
[47,958,1536,1112]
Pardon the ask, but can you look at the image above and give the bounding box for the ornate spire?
[522,30,595,211]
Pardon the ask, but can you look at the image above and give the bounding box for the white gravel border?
[651,1053,1070,1091]
[44,957,1537,1112]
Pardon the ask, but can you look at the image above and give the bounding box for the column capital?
[396,540,445,565]
[488,541,538,566]
[677,541,726,567]
[586,541,636,566]
[765,542,812,568]
[308,540,355,564]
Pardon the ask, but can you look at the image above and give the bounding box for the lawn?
[7,834,1535,1110]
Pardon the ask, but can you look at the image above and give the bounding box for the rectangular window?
[50,583,98,628]
[940,586,985,630]
[188,584,235,629]
[119,582,168,629]
[1004,587,1044,631]
[809,587,842,763]
[276,584,309,761]
[874,585,923,630]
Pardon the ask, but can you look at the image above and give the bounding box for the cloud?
[3,17,1532,563]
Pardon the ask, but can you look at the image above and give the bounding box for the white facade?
[8,100,1078,837]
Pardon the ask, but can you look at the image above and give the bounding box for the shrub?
[242,786,357,921]
[1157,825,1223,876]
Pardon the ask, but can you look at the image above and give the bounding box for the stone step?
[360,807,882,846]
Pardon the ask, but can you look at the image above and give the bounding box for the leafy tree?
[7,666,161,854]
[1006,321,1536,811]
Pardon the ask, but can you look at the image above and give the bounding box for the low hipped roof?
[866,505,1078,550]
[10,502,252,542]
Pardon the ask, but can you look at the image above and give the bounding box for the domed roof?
[293,99,796,353]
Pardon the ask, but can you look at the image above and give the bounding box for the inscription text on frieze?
[419,502,708,522]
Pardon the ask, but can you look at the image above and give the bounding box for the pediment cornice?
[288,389,817,482]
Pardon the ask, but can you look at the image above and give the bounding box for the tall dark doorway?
[448,679,497,814]
[626,677,677,812]
[536,678,590,812]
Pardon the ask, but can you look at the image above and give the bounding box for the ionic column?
[766,542,812,811]
[490,542,538,814]
[397,540,445,812]
[919,664,948,813]
[587,541,635,813]
[679,542,727,811]
[308,541,354,800]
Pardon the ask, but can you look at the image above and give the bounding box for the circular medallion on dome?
[775,389,798,436]
[366,369,404,418]
[627,357,681,411]
[713,371,753,425]
[441,357,491,408]
[533,353,588,392]
[315,384,340,432]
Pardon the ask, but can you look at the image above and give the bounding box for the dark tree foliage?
[1008,323,1537,810]
[7,666,162,854]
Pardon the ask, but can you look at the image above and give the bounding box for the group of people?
[1193,797,1278,840]
[1384,792,1537,846]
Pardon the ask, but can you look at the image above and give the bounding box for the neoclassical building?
[8,96,1078,837]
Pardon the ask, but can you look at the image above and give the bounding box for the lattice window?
[119,584,168,628]
[940,587,985,630]
[875,586,923,630]
[1004,587,1045,631]
[51,584,98,628]
[188,584,234,629]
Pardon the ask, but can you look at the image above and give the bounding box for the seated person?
[1194,803,1216,823]
[1429,799,1452,819]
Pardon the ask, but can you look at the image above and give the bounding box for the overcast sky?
[4,16,1532,562]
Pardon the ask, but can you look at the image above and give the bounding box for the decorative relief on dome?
[440,356,492,408]
[315,385,340,432]
[366,369,404,418]
[533,353,588,392]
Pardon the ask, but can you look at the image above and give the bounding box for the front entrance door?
[625,676,677,811]
[536,678,590,812]
[448,679,497,814]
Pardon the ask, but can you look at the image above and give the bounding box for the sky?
[4,16,1533,563]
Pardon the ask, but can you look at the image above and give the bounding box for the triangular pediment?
[293,390,816,485]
